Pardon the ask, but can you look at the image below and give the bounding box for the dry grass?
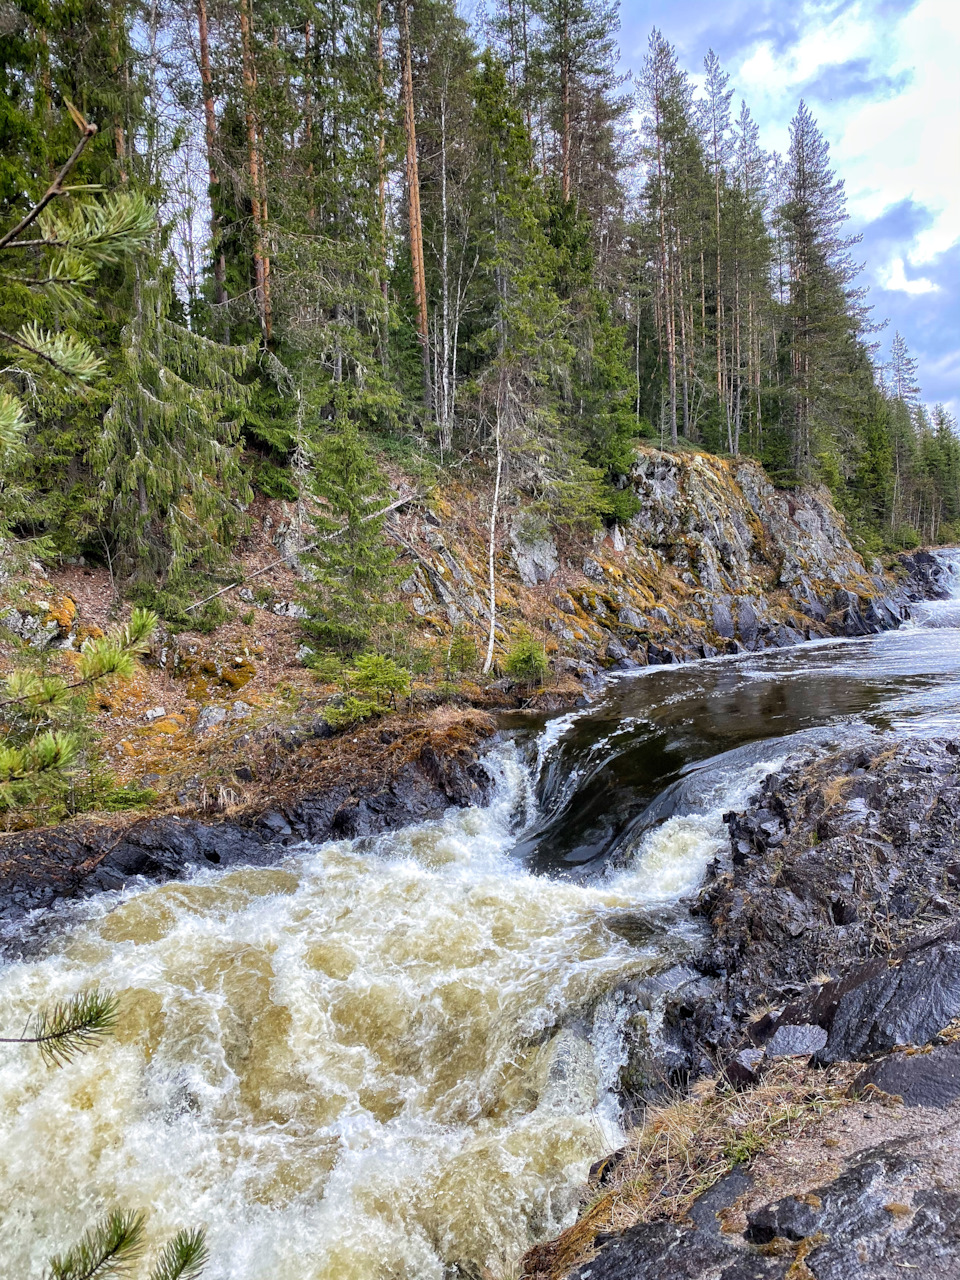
[520,1061,854,1280]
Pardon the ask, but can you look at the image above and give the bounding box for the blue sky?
[616,0,960,417]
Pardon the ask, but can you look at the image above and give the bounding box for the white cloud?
[879,257,940,294]
[728,0,960,268]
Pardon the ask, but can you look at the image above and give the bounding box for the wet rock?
[699,737,960,1043]
[855,1041,960,1108]
[763,1022,828,1058]
[567,1139,960,1280]
[712,600,735,638]
[736,600,759,646]
[747,925,960,1066]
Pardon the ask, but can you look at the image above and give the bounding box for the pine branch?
[0,104,97,253]
[0,324,101,379]
[45,1209,146,1280]
[149,1230,208,1280]
[0,988,120,1067]
[0,608,157,712]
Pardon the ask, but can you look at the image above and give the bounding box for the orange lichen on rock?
[45,595,77,633]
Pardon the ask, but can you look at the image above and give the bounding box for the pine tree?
[778,101,865,479]
[887,330,920,404]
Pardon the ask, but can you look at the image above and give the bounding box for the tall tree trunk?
[375,0,389,365]
[439,82,453,454]
[482,391,504,675]
[239,0,271,340]
[561,16,571,201]
[401,0,432,412]
[196,0,226,329]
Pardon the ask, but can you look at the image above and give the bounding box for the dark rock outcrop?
[0,711,496,940]
[568,1130,960,1280]
[700,737,960,1043]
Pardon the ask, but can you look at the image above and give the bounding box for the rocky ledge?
[0,708,496,940]
[531,736,960,1279]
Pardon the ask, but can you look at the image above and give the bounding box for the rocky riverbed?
[529,733,960,1279]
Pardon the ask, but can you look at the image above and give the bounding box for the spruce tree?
[93,266,256,584]
[298,425,401,654]
[778,101,865,479]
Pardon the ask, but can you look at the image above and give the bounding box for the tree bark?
[401,0,432,412]
[239,0,271,340]
[195,0,226,328]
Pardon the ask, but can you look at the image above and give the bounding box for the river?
[1,552,959,1279]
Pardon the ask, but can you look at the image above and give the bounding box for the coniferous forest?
[1,0,958,614]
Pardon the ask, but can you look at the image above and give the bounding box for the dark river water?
[1,551,958,1280]
[511,549,960,877]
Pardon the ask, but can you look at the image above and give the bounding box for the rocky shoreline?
[0,708,496,941]
[529,733,960,1279]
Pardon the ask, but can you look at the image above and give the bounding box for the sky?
[615,0,960,418]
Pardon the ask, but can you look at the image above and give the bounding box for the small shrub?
[408,646,433,676]
[323,694,377,729]
[350,653,411,707]
[306,652,345,683]
[131,580,231,634]
[504,632,548,685]
[447,627,478,674]
[241,609,255,626]
[253,458,298,501]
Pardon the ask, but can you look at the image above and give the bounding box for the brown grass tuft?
[520,1061,852,1280]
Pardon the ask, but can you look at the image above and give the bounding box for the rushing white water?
[0,739,778,1280]
[5,554,960,1278]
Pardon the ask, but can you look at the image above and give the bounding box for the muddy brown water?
[1,552,958,1279]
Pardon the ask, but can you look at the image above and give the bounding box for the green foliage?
[323,694,378,729]
[149,1230,209,1280]
[0,987,120,1068]
[304,651,346,682]
[504,631,548,684]
[93,269,255,583]
[298,425,402,654]
[447,626,479,673]
[252,457,298,501]
[43,1211,208,1280]
[0,608,157,810]
[350,653,411,706]
[0,119,154,475]
[130,580,231,635]
[47,1208,147,1280]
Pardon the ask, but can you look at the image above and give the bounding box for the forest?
[1,0,958,629]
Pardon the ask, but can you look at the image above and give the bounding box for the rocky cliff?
[391,447,927,684]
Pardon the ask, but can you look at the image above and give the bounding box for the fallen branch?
[184,491,420,614]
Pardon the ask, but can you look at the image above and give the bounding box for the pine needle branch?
[149,1229,208,1280]
[0,607,158,711]
[46,1209,146,1280]
[0,104,97,252]
[0,988,120,1067]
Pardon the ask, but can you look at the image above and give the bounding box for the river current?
[1,553,959,1279]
